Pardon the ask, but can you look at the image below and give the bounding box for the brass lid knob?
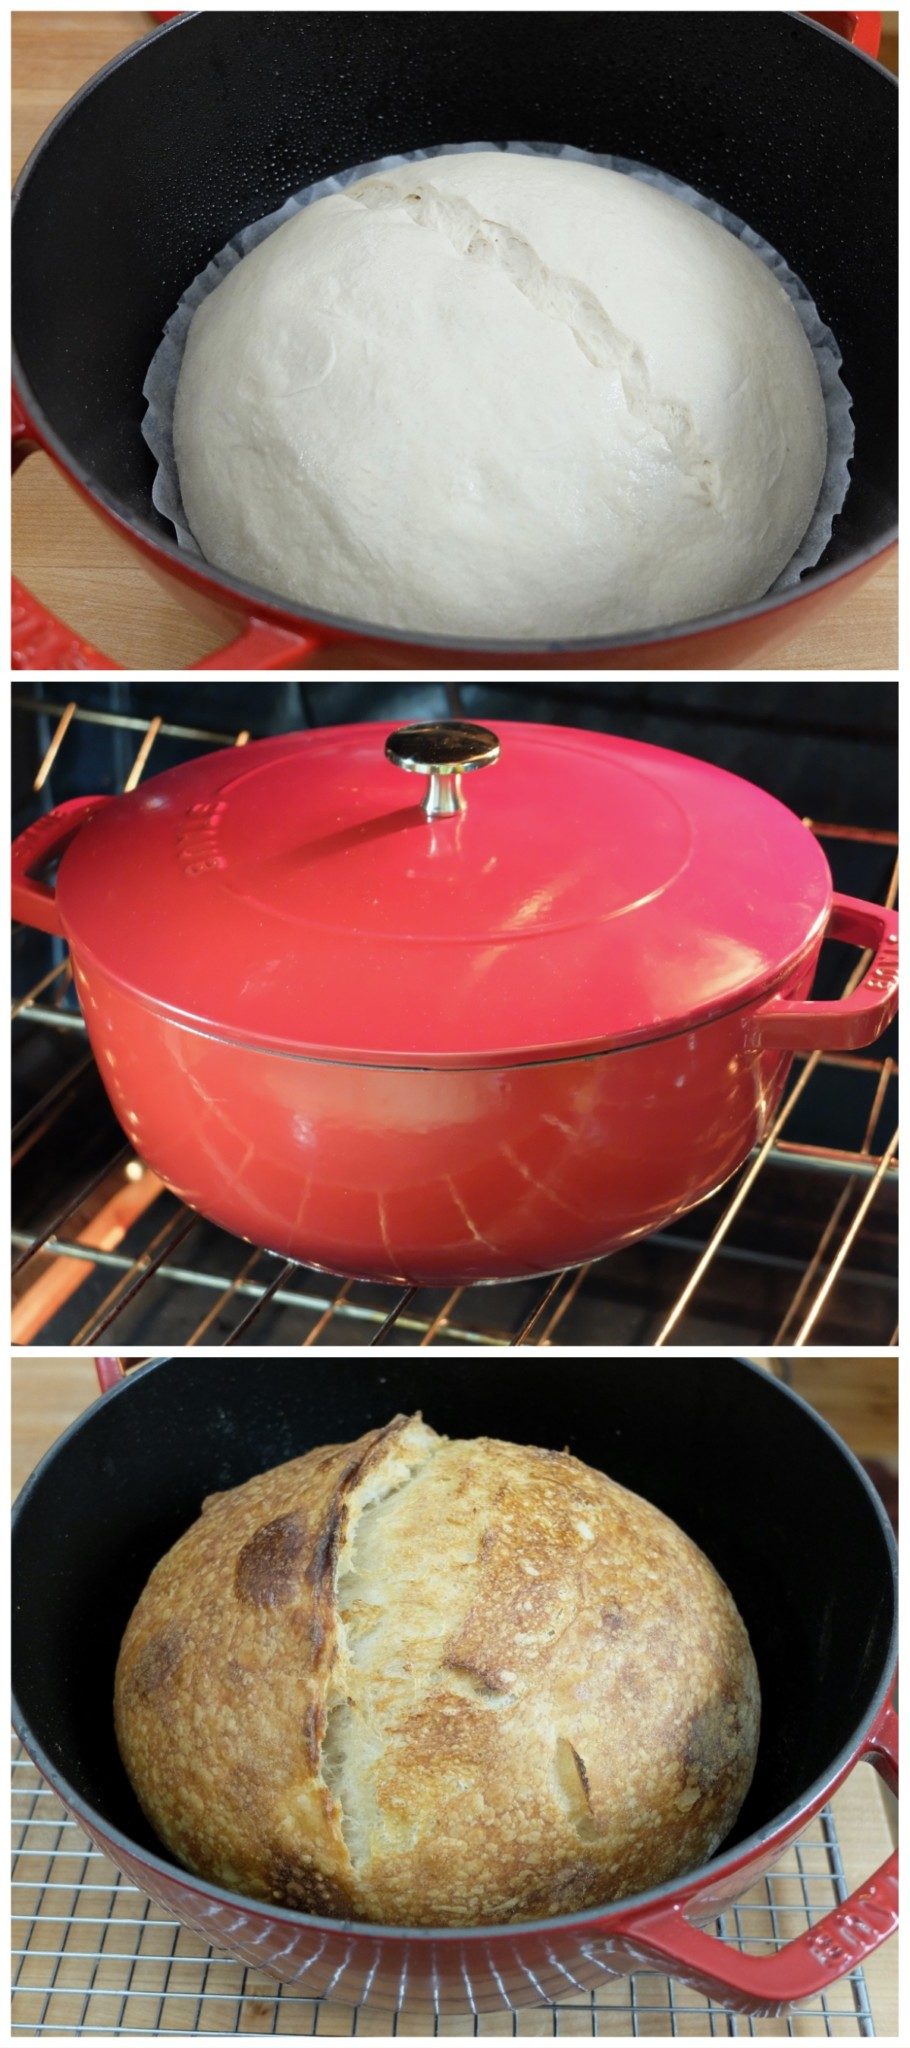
[385,721,500,819]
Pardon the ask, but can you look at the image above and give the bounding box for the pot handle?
[12,396,325,672]
[11,796,109,936]
[95,1357,127,1391]
[804,13,882,56]
[12,577,121,672]
[752,895,898,1053]
[616,1694,898,2012]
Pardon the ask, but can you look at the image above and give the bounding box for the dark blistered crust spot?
[442,1652,510,1695]
[601,1605,627,1635]
[302,1700,325,1771]
[569,1744,593,1811]
[235,1512,307,1608]
[268,1848,353,1917]
[127,1625,187,1701]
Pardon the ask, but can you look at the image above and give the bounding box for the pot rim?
[65,925,825,1070]
[11,1354,898,1947]
[10,13,898,657]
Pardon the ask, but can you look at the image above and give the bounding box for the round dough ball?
[115,1415,760,1927]
[173,152,826,640]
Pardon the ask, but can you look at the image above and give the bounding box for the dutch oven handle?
[616,1693,898,2010]
[804,13,882,55]
[95,1357,126,1391]
[752,896,898,1053]
[12,395,324,672]
[11,795,110,936]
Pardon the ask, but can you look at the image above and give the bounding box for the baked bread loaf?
[173,150,826,640]
[115,1415,760,1926]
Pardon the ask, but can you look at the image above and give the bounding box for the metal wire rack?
[11,692,898,1349]
[11,1742,877,2038]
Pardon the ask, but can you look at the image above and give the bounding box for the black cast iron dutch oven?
[11,1356,898,2016]
[11,10,897,671]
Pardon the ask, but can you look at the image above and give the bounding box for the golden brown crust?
[115,1417,760,1926]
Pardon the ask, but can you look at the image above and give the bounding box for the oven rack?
[11,1742,876,2039]
[11,696,898,1350]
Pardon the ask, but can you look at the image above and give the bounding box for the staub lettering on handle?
[866,935,899,995]
[805,1870,899,1968]
[177,799,228,877]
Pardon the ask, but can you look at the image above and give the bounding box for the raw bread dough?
[173,152,827,640]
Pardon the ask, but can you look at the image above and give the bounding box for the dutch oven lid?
[56,721,833,1068]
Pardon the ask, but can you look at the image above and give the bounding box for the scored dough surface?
[173,151,827,640]
[115,1415,760,1926]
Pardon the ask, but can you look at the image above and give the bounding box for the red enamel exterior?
[41,928,897,1284]
[23,1677,898,2017]
[46,959,817,1284]
[10,725,899,1285]
[6,4,889,673]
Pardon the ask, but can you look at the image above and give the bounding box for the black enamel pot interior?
[11,11,897,652]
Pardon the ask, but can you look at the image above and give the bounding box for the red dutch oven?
[11,1354,898,2016]
[10,719,899,1286]
[11,10,895,671]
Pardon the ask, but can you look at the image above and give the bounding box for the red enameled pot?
[10,10,894,670]
[10,720,899,1285]
[11,1354,898,2016]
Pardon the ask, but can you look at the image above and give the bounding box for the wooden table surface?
[11,1356,898,2035]
[12,10,899,673]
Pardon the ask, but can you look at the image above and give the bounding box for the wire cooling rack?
[11,1744,876,2039]
[11,693,898,1349]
